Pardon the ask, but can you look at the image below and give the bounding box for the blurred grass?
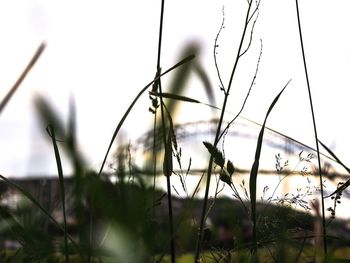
[0,3,350,263]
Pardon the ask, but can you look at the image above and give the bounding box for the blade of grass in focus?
[295,0,327,255]
[249,80,290,260]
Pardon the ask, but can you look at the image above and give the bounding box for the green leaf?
[203,141,225,168]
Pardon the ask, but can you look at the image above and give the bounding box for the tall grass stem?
[155,0,176,261]
[194,2,254,262]
[295,0,327,256]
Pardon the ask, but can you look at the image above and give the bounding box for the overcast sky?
[1,0,350,178]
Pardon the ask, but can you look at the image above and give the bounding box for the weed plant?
[0,1,350,263]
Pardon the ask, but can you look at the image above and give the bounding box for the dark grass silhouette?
[0,2,349,263]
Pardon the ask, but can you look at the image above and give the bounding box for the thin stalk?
[159,96,175,262]
[226,2,254,95]
[194,2,254,262]
[156,0,176,262]
[152,114,158,212]
[218,39,263,142]
[295,0,327,256]
[151,112,158,263]
[0,42,46,114]
[157,0,165,69]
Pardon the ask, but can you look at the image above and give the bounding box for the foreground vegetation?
[1,0,350,262]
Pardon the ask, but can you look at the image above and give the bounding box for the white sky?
[1,0,350,181]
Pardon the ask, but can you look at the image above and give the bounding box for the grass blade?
[193,61,216,106]
[318,140,350,197]
[0,175,59,229]
[149,91,200,104]
[46,125,69,262]
[164,44,198,117]
[98,54,195,176]
[318,140,350,174]
[0,42,46,115]
[155,1,176,259]
[34,96,86,175]
[0,173,83,259]
[0,205,30,246]
[249,80,290,258]
[295,0,327,255]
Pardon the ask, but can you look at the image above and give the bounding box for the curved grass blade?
[157,44,215,125]
[46,125,69,262]
[318,140,350,198]
[193,62,216,106]
[318,140,350,174]
[249,80,290,256]
[164,44,198,116]
[34,96,86,173]
[98,54,195,176]
[0,42,46,115]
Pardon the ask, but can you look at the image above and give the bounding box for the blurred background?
[0,0,350,218]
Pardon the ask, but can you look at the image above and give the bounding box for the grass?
[1,1,350,262]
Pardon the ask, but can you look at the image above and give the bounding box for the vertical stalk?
[295,0,327,256]
[152,115,158,211]
[194,2,253,262]
[151,114,157,263]
[156,0,176,262]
